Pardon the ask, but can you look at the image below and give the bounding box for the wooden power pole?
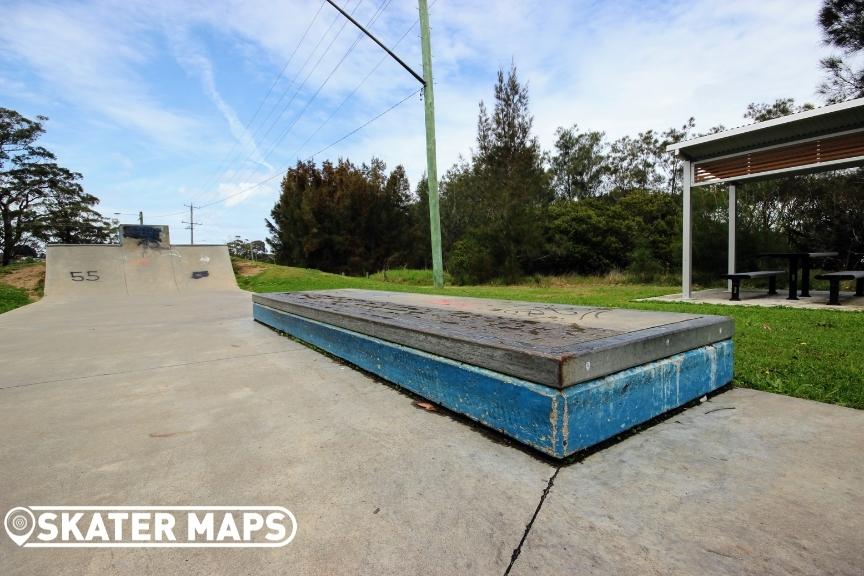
[324,0,444,287]
[418,0,443,288]
[183,204,201,245]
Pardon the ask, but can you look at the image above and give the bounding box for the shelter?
[667,97,864,299]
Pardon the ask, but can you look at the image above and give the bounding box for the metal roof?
[667,98,864,161]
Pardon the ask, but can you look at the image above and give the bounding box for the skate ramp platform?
[45,224,237,300]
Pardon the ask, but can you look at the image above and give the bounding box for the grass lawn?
[0,282,30,314]
[0,260,44,313]
[1,259,860,409]
[237,261,864,410]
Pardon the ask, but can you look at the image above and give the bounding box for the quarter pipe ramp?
[44,224,238,300]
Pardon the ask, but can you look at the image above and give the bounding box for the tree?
[443,64,551,283]
[549,125,607,200]
[266,157,415,275]
[744,98,814,122]
[817,0,864,103]
[228,238,266,260]
[250,240,266,258]
[606,130,666,193]
[0,108,109,265]
[266,160,319,266]
[656,119,696,195]
[377,164,413,268]
[33,165,111,245]
[407,176,431,268]
[227,238,246,257]
[541,198,636,275]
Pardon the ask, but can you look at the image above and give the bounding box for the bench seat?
[721,270,785,301]
[814,271,864,305]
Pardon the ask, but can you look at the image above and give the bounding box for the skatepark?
[1,225,862,575]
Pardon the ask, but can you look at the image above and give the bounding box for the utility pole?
[418,0,443,288]
[323,0,444,288]
[182,204,202,245]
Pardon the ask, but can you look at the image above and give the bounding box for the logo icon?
[4,507,35,546]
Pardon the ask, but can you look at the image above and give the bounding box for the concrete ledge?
[254,303,734,458]
[252,290,733,388]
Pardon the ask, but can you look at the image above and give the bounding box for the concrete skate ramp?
[45,243,237,300]
[121,240,177,296]
[44,245,127,299]
[171,245,237,293]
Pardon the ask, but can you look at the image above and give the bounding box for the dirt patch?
[1,263,45,301]
[234,260,265,277]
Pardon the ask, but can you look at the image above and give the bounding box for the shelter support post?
[728,183,736,292]
[682,160,692,299]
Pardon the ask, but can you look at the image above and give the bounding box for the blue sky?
[0,0,830,244]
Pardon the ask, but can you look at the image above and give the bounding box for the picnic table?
[759,252,838,299]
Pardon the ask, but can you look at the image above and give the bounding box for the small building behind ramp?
[45,224,237,300]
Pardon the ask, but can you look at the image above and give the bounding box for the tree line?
[6,0,859,276]
[265,81,864,283]
[266,2,864,283]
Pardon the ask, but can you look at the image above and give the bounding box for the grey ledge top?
[253,289,733,388]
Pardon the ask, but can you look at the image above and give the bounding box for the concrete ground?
[1,291,862,575]
[645,287,864,310]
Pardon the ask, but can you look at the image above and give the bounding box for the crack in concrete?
[503,466,561,576]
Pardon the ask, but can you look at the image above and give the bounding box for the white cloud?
[166,26,273,173]
[0,1,199,147]
[0,0,833,244]
[217,175,278,208]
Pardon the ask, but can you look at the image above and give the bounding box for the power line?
[242,2,329,142]
[196,86,420,211]
[264,0,392,160]
[324,0,423,84]
[233,0,390,188]
[165,0,421,220]
[149,208,187,218]
[242,1,363,160]
[187,0,330,204]
[182,204,202,244]
[197,0,365,203]
[291,8,423,159]
[309,87,420,158]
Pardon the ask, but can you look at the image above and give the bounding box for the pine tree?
[818,0,864,102]
[445,64,551,283]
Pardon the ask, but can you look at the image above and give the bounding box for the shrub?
[448,236,496,285]
[627,237,664,282]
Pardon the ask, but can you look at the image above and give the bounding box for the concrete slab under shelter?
[645,288,864,310]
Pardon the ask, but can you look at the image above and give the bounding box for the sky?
[0,0,832,244]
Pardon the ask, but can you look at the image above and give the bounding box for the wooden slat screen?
[693,132,864,183]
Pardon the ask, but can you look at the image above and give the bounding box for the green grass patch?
[0,282,31,314]
[367,268,454,285]
[0,260,44,313]
[238,260,864,410]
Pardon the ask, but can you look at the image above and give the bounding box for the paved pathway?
[1,291,861,575]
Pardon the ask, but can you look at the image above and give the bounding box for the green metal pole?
[418,0,444,288]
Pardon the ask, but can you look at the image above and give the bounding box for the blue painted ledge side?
[563,339,733,453]
[254,304,562,455]
[254,303,733,458]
